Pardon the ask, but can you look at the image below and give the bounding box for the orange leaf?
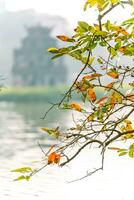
[96,96,107,104]
[54,154,61,164]
[88,88,96,102]
[105,82,115,90]
[118,46,126,53]
[57,35,74,42]
[122,30,129,36]
[108,147,121,151]
[116,27,129,36]
[82,75,92,79]
[125,124,133,131]
[83,73,102,80]
[107,71,119,79]
[90,73,102,78]
[48,152,57,164]
[71,102,82,112]
[126,94,134,100]
[48,152,61,164]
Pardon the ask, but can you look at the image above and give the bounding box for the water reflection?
[0,101,70,158]
[0,101,69,199]
[1,101,134,200]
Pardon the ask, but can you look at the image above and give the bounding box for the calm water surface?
[0,102,134,200]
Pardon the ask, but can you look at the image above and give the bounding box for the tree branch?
[100,0,133,19]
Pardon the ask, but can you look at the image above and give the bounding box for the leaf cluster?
[12,0,134,181]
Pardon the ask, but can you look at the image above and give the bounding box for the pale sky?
[3,0,134,26]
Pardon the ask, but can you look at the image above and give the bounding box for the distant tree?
[12,25,67,86]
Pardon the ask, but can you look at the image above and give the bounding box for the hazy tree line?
[12,25,67,86]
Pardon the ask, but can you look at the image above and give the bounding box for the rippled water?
[0,102,134,200]
[0,102,69,199]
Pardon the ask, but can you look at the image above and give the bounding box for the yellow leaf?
[109,92,122,108]
[124,119,132,124]
[110,0,119,4]
[88,56,95,65]
[88,113,95,122]
[83,1,89,11]
[115,37,122,42]
[47,47,59,53]
[94,24,100,31]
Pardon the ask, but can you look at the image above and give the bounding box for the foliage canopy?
[12,0,134,182]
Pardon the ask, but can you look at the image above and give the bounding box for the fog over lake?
[0,101,134,200]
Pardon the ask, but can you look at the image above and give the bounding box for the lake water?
[0,101,134,200]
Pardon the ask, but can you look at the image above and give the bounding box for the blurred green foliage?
[0,86,105,102]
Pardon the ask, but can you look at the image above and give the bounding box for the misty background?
[0,1,134,200]
[0,7,81,86]
[0,0,132,88]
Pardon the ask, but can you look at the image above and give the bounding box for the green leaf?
[11,167,33,173]
[13,175,31,181]
[41,127,60,138]
[25,175,31,181]
[82,93,87,103]
[51,53,65,60]
[128,150,134,158]
[108,47,117,58]
[14,175,26,181]
[105,20,111,31]
[122,17,134,26]
[118,148,127,153]
[99,41,107,46]
[129,144,134,151]
[97,58,103,64]
[95,31,107,36]
[58,47,69,53]
[118,152,127,156]
[78,21,90,31]
[115,42,122,50]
